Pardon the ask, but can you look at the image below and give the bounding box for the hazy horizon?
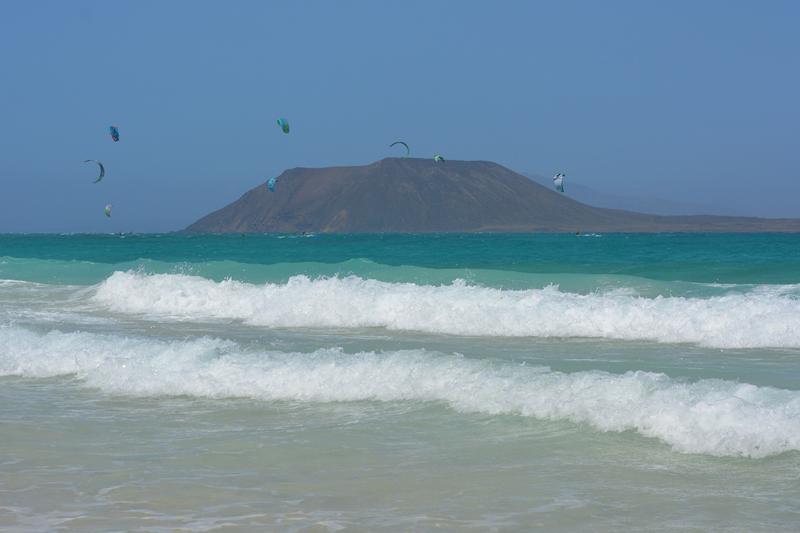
[2,0,799,232]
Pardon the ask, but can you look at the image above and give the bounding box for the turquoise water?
[3,233,800,284]
[1,233,799,531]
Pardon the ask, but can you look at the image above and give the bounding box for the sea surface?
[1,233,799,531]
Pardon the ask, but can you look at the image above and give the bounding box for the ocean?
[1,233,799,531]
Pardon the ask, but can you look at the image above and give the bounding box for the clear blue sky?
[1,0,798,232]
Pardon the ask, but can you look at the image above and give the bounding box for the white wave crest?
[92,272,800,348]
[2,326,800,458]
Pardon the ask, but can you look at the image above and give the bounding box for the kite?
[84,160,105,183]
[277,118,290,134]
[553,173,565,193]
[390,141,410,158]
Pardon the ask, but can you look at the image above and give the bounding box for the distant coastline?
[185,158,800,234]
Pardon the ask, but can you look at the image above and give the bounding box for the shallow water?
[1,233,799,531]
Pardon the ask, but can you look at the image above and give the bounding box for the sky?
[1,0,799,232]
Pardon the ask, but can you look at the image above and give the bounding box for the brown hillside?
[186,158,800,233]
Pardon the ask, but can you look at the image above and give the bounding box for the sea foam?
[2,325,799,458]
[92,271,800,348]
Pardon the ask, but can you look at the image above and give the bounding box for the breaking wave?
[2,326,799,458]
[92,271,800,348]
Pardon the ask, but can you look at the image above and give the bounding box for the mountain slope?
[186,158,800,233]
[524,173,726,216]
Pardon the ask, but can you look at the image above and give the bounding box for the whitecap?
[2,326,799,458]
[91,271,800,348]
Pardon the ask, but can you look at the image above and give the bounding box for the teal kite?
[434,154,445,163]
[277,118,290,134]
[104,204,112,217]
